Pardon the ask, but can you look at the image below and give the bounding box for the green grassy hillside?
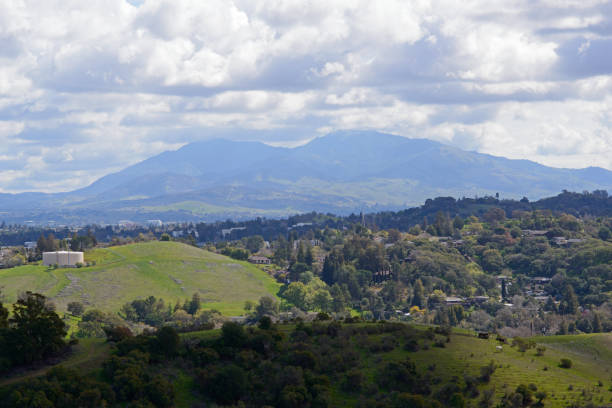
[159,326,612,407]
[2,322,611,407]
[405,332,612,407]
[0,241,280,315]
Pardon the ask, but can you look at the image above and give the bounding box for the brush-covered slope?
[4,324,610,407]
[0,241,279,315]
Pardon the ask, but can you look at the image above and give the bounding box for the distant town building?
[147,220,163,227]
[445,296,464,305]
[248,255,271,265]
[221,227,246,238]
[522,230,548,237]
[42,251,84,267]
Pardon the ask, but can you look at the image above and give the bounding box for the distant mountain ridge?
[0,131,610,224]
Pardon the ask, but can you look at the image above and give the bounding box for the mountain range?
[1,131,611,224]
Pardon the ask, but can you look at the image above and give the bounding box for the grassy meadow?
[0,241,280,315]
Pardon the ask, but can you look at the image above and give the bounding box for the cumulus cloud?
[0,0,611,192]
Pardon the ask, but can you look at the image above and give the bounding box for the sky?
[1,0,612,193]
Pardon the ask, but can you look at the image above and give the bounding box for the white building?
[42,251,84,267]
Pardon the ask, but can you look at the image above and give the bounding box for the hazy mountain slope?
[0,131,610,223]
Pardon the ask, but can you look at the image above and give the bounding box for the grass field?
[0,241,280,316]
[158,325,612,407]
[402,332,612,407]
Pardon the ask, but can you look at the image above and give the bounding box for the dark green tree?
[0,299,8,328]
[592,312,602,333]
[67,301,84,317]
[598,226,611,241]
[412,279,425,308]
[559,285,578,315]
[156,326,180,356]
[245,235,264,253]
[8,292,67,364]
[187,293,201,316]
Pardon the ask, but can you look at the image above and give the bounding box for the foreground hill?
[2,323,611,407]
[0,241,279,315]
[0,131,610,224]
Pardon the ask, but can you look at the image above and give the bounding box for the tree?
[221,322,247,348]
[8,292,67,364]
[283,282,309,310]
[67,301,84,317]
[156,326,180,356]
[304,244,314,266]
[0,299,8,329]
[592,312,602,333]
[559,285,578,315]
[598,226,611,241]
[160,233,171,241]
[453,216,464,230]
[255,296,279,318]
[481,249,503,273]
[245,235,264,253]
[312,289,333,312]
[204,364,247,405]
[482,208,506,224]
[412,279,425,308]
[387,229,401,243]
[243,300,255,312]
[187,293,201,316]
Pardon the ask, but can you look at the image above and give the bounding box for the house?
[552,236,567,245]
[522,230,548,237]
[531,277,552,285]
[467,296,489,305]
[248,255,271,265]
[24,241,37,250]
[445,296,464,305]
[221,227,246,238]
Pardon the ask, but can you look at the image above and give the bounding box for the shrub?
[258,316,272,330]
[342,369,363,392]
[104,326,133,343]
[536,346,546,356]
[560,358,573,368]
[315,312,331,321]
[479,360,497,383]
[67,301,84,317]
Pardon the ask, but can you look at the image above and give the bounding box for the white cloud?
[0,0,611,192]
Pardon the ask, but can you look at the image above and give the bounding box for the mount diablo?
[1,131,611,224]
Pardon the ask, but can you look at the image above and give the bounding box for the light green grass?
[0,241,280,316]
[402,332,612,407]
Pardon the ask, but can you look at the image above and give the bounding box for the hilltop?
[0,241,279,315]
[0,131,610,224]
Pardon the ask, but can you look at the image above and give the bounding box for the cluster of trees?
[120,294,202,327]
[226,205,612,338]
[0,292,68,373]
[1,327,179,407]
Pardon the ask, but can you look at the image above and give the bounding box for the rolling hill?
[2,323,611,407]
[0,131,611,224]
[0,241,280,315]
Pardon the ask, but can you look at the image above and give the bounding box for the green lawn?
[0,241,280,316]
